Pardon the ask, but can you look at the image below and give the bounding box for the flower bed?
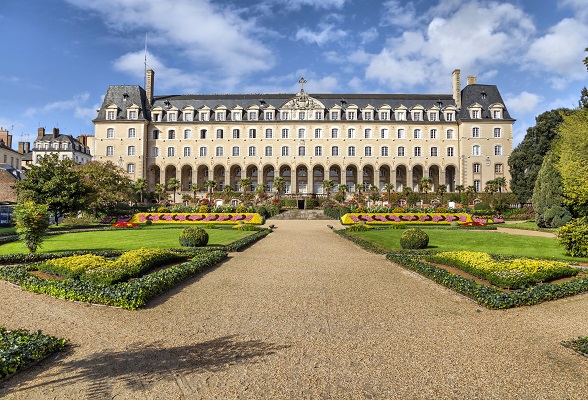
[341,213,480,225]
[427,251,579,289]
[131,212,264,225]
[387,253,588,309]
[0,327,67,380]
[113,222,138,228]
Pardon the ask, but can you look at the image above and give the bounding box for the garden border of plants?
[561,337,588,358]
[0,327,67,381]
[334,227,588,309]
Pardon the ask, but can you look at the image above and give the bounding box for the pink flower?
[459,215,467,222]
[350,216,360,222]
[432,215,444,222]
[445,215,456,222]
[176,214,187,221]
[138,215,147,222]
[150,215,160,221]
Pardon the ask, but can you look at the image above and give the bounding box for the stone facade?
[91,69,514,196]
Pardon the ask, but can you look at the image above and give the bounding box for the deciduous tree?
[78,161,134,216]
[14,201,50,253]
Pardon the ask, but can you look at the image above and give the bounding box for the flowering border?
[340,213,492,225]
[130,212,264,225]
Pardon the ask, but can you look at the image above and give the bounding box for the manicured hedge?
[386,253,588,309]
[0,327,67,380]
[0,250,125,266]
[0,251,227,310]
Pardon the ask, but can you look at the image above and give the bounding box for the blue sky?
[1,0,587,147]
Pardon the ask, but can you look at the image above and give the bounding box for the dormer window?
[265,111,274,120]
[184,112,193,121]
[199,111,209,121]
[232,111,241,121]
[412,112,421,121]
[168,112,177,122]
[380,111,389,120]
[107,110,115,120]
[445,112,454,121]
[493,110,502,119]
[129,110,137,120]
[281,111,289,120]
[330,111,339,120]
[216,111,225,121]
[472,110,479,119]
[396,111,406,121]
[249,111,258,121]
[298,111,306,120]
[315,111,323,120]
[347,111,356,120]
[429,112,437,121]
[363,111,372,120]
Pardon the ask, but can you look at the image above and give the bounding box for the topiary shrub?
[474,201,491,212]
[157,206,170,213]
[557,217,588,257]
[198,205,210,213]
[399,228,429,249]
[179,226,209,247]
[392,206,405,213]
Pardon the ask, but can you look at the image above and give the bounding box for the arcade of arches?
[148,163,457,195]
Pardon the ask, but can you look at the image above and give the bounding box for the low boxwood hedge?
[0,251,227,310]
[0,327,67,380]
[387,253,588,309]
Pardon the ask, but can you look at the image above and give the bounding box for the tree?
[167,178,181,204]
[465,185,477,206]
[419,177,432,203]
[239,177,251,198]
[191,183,200,204]
[78,161,134,216]
[383,183,395,204]
[336,184,348,201]
[14,201,50,253]
[583,47,588,72]
[205,180,217,203]
[556,108,588,216]
[134,178,148,203]
[455,185,465,197]
[532,150,572,228]
[322,179,335,199]
[181,193,192,205]
[436,184,447,205]
[484,179,498,200]
[273,176,286,200]
[15,154,88,224]
[508,109,569,203]
[355,183,365,195]
[154,183,166,203]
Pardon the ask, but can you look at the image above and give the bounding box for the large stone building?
[91,69,514,197]
[23,127,92,167]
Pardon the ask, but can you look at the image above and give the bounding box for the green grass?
[0,226,252,254]
[0,227,16,235]
[348,228,588,263]
[500,221,557,233]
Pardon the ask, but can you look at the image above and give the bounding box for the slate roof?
[94,85,148,121]
[460,84,514,120]
[0,164,23,180]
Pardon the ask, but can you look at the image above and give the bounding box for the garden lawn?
[499,221,557,233]
[0,226,252,254]
[349,228,588,263]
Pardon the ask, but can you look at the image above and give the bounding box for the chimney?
[18,142,25,154]
[77,135,88,147]
[0,127,11,148]
[146,69,155,106]
[52,127,60,139]
[38,127,45,139]
[467,75,477,85]
[452,69,461,109]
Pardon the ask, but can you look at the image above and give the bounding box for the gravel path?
[1,220,588,399]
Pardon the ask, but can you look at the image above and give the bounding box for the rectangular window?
[429,112,437,121]
[298,146,306,156]
[331,111,339,120]
[348,146,356,156]
[265,146,273,157]
[232,146,240,156]
[380,111,389,120]
[494,110,501,119]
[381,128,389,139]
[495,163,503,173]
[183,147,191,157]
[281,111,289,120]
[265,128,273,139]
[216,129,224,139]
[216,147,224,157]
[413,112,421,121]
[446,113,454,121]
[281,128,289,139]
[232,129,240,139]
[364,146,372,157]
[331,128,338,138]
[151,130,159,140]
[314,128,322,139]
[184,129,192,139]
[397,147,405,157]
[298,128,305,139]
[249,129,257,139]
[430,147,438,157]
[364,129,372,139]
[473,163,481,173]
[152,147,159,157]
[129,111,137,120]
[265,111,273,120]
[474,180,481,192]
[298,111,306,120]
[107,110,115,120]
[232,111,241,121]
[315,111,323,120]
[127,146,135,156]
[347,111,356,120]
[216,112,225,121]
[127,163,135,173]
[472,127,480,138]
[494,145,503,156]
[249,111,257,121]
[184,112,193,121]
[414,129,421,139]
[168,113,176,122]
[381,146,389,157]
[414,147,421,157]
[430,129,437,139]
[168,130,176,140]
[167,147,175,157]
[107,128,114,138]
[397,129,405,139]
[281,146,289,156]
[200,112,209,121]
[447,147,454,157]
[364,112,372,120]
[494,128,502,138]
[472,110,479,119]
[347,128,355,139]
[331,146,339,156]
[446,130,454,140]
[249,146,256,157]
[106,146,114,156]
[396,112,405,121]
[199,147,207,157]
[314,146,322,156]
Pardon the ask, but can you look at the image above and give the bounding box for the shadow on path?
[12,335,290,399]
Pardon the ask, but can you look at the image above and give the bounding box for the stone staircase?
[270,209,333,220]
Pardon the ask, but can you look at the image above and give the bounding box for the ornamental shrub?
[157,206,170,213]
[399,228,429,249]
[474,201,491,211]
[198,205,210,213]
[557,218,588,257]
[179,226,209,247]
[537,205,572,228]
[235,204,248,213]
[392,206,405,213]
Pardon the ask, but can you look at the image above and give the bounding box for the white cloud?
[504,91,542,115]
[380,0,418,28]
[24,93,91,117]
[295,24,347,46]
[65,0,275,83]
[271,0,348,10]
[364,0,536,91]
[524,18,588,85]
[359,27,378,44]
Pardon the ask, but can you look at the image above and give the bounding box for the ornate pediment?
[281,77,326,110]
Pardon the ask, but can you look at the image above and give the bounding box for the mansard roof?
[460,84,514,120]
[94,85,148,121]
